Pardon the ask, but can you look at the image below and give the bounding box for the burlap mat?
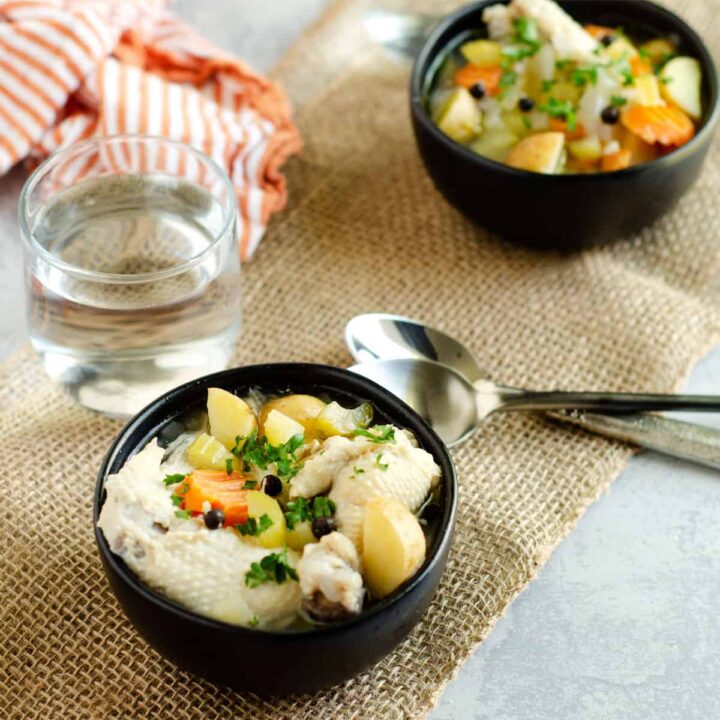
[3,0,720,717]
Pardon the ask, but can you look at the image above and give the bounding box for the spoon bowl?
[346,313,485,384]
[350,357,479,446]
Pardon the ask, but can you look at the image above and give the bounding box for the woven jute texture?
[3,0,720,717]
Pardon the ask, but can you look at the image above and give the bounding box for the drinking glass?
[19,135,241,417]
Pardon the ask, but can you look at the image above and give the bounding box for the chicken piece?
[511,0,598,62]
[289,428,440,550]
[330,431,440,551]
[290,435,369,498]
[297,532,364,621]
[98,440,301,629]
[483,3,513,39]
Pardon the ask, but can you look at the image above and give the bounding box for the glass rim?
[18,134,238,284]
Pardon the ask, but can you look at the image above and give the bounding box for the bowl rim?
[410,0,720,181]
[93,362,458,638]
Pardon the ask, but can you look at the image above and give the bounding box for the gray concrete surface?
[2,2,718,717]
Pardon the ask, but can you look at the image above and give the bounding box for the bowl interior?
[413,0,719,164]
[94,363,457,636]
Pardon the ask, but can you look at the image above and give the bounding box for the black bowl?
[93,363,457,695]
[410,0,720,250]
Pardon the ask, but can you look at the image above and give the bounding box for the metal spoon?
[363,8,438,60]
[346,314,720,468]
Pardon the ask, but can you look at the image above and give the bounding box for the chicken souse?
[429,0,704,173]
[98,389,442,629]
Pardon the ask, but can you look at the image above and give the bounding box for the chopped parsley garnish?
[284,497,312,530]
[555,59,572,71]
[284,496,336,528]
[163,473,186,486]
[522,115,532,130]
[539,97,577,131]
[353,466,365,475]
[541,79,557,92]
[611,95,628,107]
[171,494,183,507]
[235,513,273,537]
[513,17,539,45]
[376,453,389,471]
[242,480,258,490]
[313,497,336,518]
[499,18,540,64]
[249,616,259,628]
[225,458,234,475]
[621,69,635,86]
[499,70,518,88]
[638,47,651,59]
[245,549,298,588]
[570,66,598,87]
[352,425,396,443]
[501,44,537,61]
[233,430,304,480]
[175,510,191,520]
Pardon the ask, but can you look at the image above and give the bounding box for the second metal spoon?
[346,314,720,468]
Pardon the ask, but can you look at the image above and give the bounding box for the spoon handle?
[492,389,720,414]
[547,411,720,470]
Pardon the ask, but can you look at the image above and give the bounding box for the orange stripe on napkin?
[0,0,301,260]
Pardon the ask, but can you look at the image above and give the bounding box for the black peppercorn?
[600,34,616,47]
[262,474,283,497]
[312,516,337,539]
[518,97,535,112]
[469,82,486,99]
[203,508,225,530]
[601,105,620,124]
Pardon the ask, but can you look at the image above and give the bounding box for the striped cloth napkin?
[0,0,301,259]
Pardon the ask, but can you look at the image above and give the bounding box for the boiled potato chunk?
[264,409,305,447]
[639,38,676,65]
[635,74,663,106]
[471,129,520,162]
[434,87,482,144]
[286,520,315,551]
[187,433,235,471]
[568,135,603,162]
[362,497,426,599]
[315,401,373,438]
[244,490,286,549]
[603,36,638,62]
[259,395,326,440]
[460,39,502,67]
[660,56,702,120]
[506,132,565,174]
[207,388,257,451]
[620,127,657,165]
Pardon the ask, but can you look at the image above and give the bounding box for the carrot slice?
[549,117,587,140]
[453,64,503,96]
[584,24,615,39]
[630,55,652,77]
[177,470,250,526]
[601,148,632,171]
[621,104,695,146]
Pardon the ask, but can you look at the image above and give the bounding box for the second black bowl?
[93,363,457,695]
[410,0,720,250]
